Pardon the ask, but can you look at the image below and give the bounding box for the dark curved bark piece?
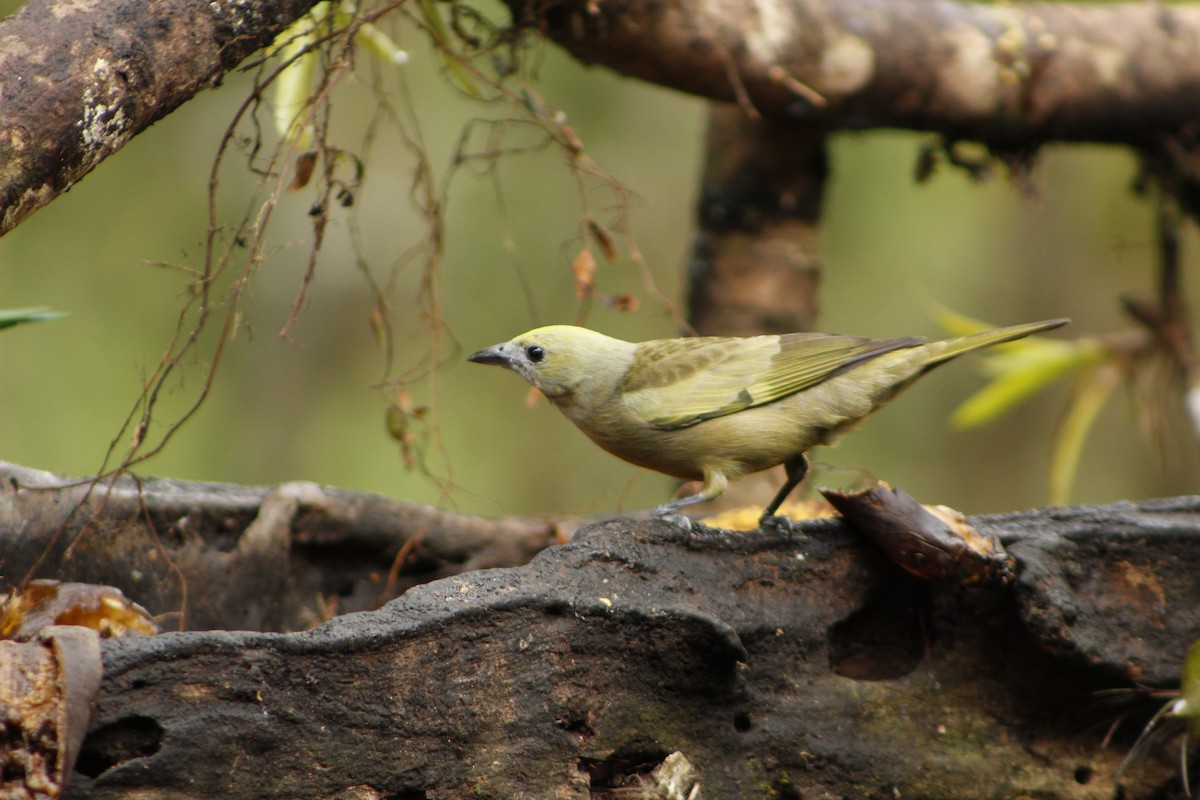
[56,497,1200,799]
[821,482,1016,584]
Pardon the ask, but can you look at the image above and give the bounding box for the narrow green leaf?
[952,340,1104,429]
[1049,359,1120,505]
[353,21,409,65]
[1181,639,1200,736]
[0,307,69,330]
[927,301,994,338]
[417,0,480,98]
[272,9,320,144]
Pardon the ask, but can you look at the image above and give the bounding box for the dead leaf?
[587,219,619,262]
[289,150,318,191]
[0,581,158,641]
[572,248,596,299]
[0,627,103,799]
[386,388,428,470]
[609,293,639,313]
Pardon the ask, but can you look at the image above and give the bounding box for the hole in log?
[74,715,164,778]
[773,780,802,799]
[579,747,670,792]
[827,569,929,681]
[556,715,595,737]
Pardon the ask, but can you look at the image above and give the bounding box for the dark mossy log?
[0,462,561,632]
[60,497,1200,799]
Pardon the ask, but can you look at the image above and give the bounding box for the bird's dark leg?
[759,454,809,525]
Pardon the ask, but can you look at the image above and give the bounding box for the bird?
[468,319,1069,525]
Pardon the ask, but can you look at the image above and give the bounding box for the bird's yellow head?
[468,325,635,398]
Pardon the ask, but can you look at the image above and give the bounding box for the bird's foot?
[758,513,792,532]
[650,511,696,532]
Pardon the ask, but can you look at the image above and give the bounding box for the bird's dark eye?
[525,345,545,363]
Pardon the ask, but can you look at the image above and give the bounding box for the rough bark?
[40,496,1200,798]
[0,0,321,234]
[511,0,1200,149]
[688,106,825,338]
[0,462,562,632]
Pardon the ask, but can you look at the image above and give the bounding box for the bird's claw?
[650,511,696,532]
[758,514,791,532]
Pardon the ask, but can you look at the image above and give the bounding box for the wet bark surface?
[13,492,1193,798]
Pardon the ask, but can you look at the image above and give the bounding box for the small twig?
[713,42,760,121]
[1120,177,1197,387]
[379,528,427,607]
[1155,195,1195,377]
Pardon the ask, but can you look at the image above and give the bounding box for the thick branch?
[512,0,1200,147]
[5,460,1200,795]
[688,107,825,338]
[56,498,1200,798]
[0,0,320,235]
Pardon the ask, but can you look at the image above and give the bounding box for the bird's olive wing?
[622,333,923,430]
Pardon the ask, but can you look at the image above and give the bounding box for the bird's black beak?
[467,344,513,367]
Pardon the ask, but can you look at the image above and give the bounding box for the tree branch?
[0,0,321,235]
[511,0,1200,147]
[688,106,825,338]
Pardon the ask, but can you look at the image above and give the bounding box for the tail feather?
[923,318,1070,367]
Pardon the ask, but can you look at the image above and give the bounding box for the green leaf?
[0,307,69,330]
[417,0,480,98]
[1180,639,1200,734]
[1049,359,1120,505]
[926,301,995,338]
[271,6,321,144]
[356,22,408,64]
[952,338,1105,429]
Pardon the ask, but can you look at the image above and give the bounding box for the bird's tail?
[923,318,1070,367]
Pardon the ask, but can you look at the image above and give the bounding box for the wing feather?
[622,333,923,429]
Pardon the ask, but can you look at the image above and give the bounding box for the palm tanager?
[469,319,1068,524]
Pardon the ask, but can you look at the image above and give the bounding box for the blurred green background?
[1,0,1196,519]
